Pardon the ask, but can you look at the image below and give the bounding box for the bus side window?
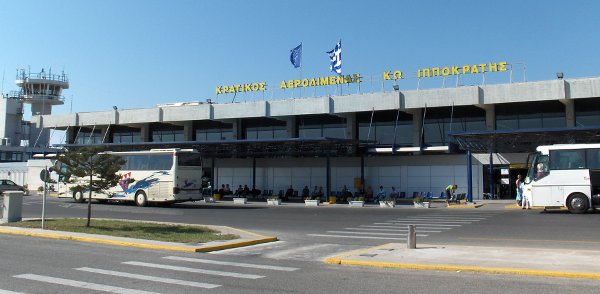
[586,149,600,169]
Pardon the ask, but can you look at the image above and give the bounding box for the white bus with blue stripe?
[63,148,206,206]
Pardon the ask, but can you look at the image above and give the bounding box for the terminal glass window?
[0,151,23,162]
[423,107,485,146]
[75,130,102,145]
[496,101,565,130]
[246,126,288,140]
[359,121,412,146]
[575,98,600,127]
[152,130,184,142]
[322,124,346,138]
[298,124,346,139]
[299,115,347,139]
[113,131,142,143]
[299,123,346,139]
[196,128,233,141]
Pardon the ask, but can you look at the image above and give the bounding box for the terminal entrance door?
[483,165,528,199]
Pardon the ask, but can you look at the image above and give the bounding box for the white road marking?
[359,225,452,230]
[162,256,299,271]
[208,241,287,254]
[0,289,25,294]
[345,227,442,233]
[262,243,333,259]
[75,267,220,289]
[14,274,160,294]
[399,219,477,223]
[326,230,428,237]
[122,261,264,279]
[307,234,410,240]
[401,217,482,221]
[373,222,462,227]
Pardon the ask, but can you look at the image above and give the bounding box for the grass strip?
[5,219,239,243]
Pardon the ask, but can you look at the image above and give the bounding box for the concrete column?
[231,119,242,140]
[182,121,194,141]
[140,124,151,142]
[285,116,297,138]
[411,108,423,147]
[484,105,495,130]
[562,99,575,127]
[66,127,76,144]
[344,113,357,140]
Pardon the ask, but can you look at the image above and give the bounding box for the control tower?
[5,68,68,147]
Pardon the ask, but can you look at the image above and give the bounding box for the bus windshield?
[524,153,549,184]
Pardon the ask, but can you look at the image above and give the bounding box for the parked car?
[0,179,27,195]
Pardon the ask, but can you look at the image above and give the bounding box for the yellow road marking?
[324,259,600,280]
[459,237,600,246]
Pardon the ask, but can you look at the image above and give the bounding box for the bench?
[454,193,467,204]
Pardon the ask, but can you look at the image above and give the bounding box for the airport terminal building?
[36,67,600,201]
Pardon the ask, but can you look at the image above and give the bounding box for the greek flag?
[290,43,302,68]
[327,40,342,75]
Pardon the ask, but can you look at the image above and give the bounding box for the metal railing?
[16,69,68,83]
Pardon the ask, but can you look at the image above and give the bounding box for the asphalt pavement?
[2,199,600,281]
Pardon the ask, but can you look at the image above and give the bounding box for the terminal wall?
[404,86,479,108]
[213,101,267,119]
[269,97,329,116]
[331,92,399,113]
[213,154,485,200]
[42,113,77,128]
[567,78,600,99]
[78,111,115,125]
[482,80,565,103]
[118,108,160,124]
[162,104,211,121]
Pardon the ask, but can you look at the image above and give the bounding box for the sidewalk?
[0,222,277,253]
[325,242,600,280]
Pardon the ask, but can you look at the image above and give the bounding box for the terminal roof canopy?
[450,126,600,153]
[59,137,366,158]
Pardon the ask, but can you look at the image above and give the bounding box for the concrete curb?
[447,204,484,209]
[0,223,277,253]
[324,257,600,280]
[503,205,549,210]
[323,244,600,280]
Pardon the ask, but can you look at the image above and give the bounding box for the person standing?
[515,174,523,207]
[520,177,530,209]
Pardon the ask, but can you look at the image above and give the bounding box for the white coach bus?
[60,149,206,206]
[523,144,600,213]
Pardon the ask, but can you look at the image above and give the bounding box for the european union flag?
[290,43,302,68]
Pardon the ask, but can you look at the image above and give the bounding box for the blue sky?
[1,0,599,115]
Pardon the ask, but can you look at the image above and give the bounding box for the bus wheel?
[567,193,589,214]
[135,191,148,207]
[73,191,85,203]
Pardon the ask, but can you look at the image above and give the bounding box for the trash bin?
[329,196,336,204]
[213,193,221,201]
[2,191,24,223]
